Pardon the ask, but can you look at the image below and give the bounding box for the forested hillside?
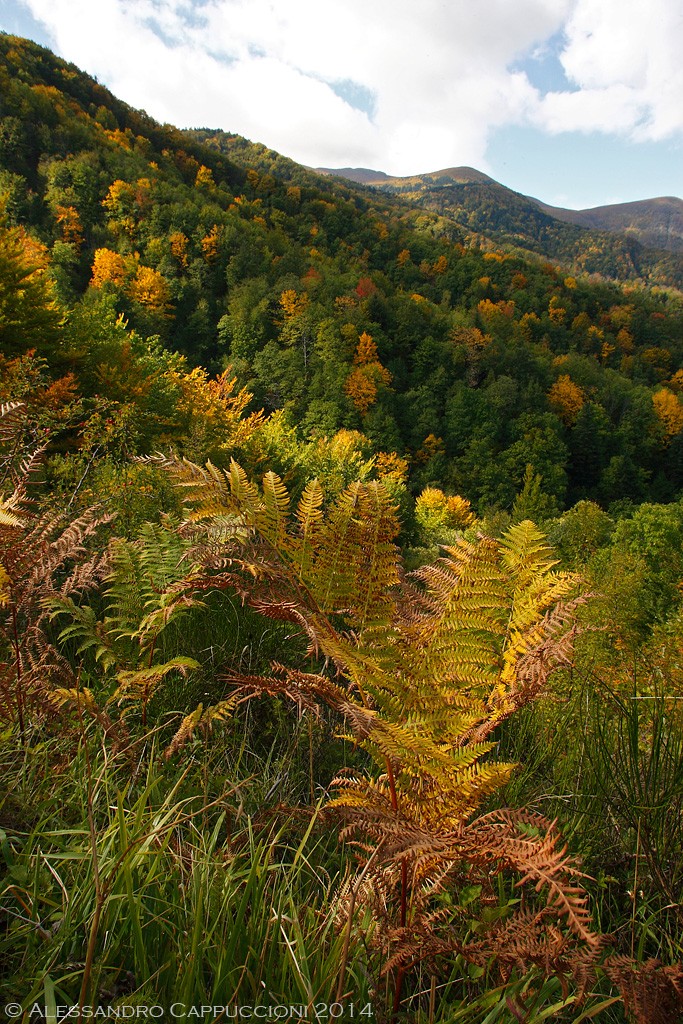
[533,195,683,256]
[321,166,683,285]
[2,32,683,1023]
[2,33,683,512]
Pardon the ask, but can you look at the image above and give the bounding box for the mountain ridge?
[319,165,683,258]
[316,166,496,187]
[316,165,683,284]
[533,195,683,254]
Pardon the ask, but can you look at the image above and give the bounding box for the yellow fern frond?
[0,500,22,529]
[228,459,262,523]
[164,696,239,758]
[50,686,101,715]
[498,519,558,584]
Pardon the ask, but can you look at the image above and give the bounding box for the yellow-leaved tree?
[415,486,476,542]
[0,218,63,356]
[90,247,128,290]
[128,265,171,315]
[548,374,586,426]
[653,388,683,441]
[344,331,392,415]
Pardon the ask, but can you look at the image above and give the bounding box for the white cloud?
[536,0,683,140]
[12,0,683,176]
[15,0,567,173]
[539,85,647,135]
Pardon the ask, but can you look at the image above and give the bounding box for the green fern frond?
[228,458,262,523]
[137,519,188,590]
[49,595,117,667]
[295,477,323,576]
[258,470,290,545]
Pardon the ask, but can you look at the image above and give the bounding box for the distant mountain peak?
[315,167,391,184]
[532,195,683,254]
[318,164,683,256]
[316,165,495,187]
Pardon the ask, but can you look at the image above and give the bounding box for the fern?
[153,457,683,1020]
[153,455,616,1013]
[259,470,290,545]
[295,477,324,578]
[0,404,114,733]
[114,655,200,718]
[47,516,204,726]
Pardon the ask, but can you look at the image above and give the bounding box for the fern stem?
[77,684,102,1020]
[335,846,382,1004]
[385,757,408,1020]
[11,605,25,744]
[308,713,314,805]
[385,758,399,813]
[383,760,407,927]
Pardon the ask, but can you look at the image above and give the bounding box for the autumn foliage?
[344,331,392,415]
[548,374,586,425]
[653,387,683,439]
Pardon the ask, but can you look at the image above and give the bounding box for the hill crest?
[321,164,683,257]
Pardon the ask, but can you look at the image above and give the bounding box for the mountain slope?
[316,166,495,187]
[533,195,683,254]
[2,32,683,513]
[322,166,683,287]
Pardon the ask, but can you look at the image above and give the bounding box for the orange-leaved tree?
[344,332,392,416]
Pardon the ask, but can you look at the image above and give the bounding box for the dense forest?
[1,32,683,1023]
[337,172,683,291]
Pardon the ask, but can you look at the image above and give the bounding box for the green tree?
[0,217,63,356]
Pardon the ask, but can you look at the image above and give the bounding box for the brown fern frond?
[0,400,25,431]
[457,810,599,947]
[224,661,350,718]
[11,440,48,493]
[459,907,576,975]
[164,696,239,758]
[47,684,129,751]
[601,957,683,1024]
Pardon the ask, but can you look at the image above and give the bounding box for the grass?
[3,657,681,1022]
[0,726,373,1012]
[3,571,683,1021]
[495,668,683,968]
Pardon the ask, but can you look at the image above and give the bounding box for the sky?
[1,0,682,210]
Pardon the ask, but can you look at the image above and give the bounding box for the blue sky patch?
[328,78,377,120]
[0,0,51,47]
[513,30,575,95]
[487,124,683,209]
